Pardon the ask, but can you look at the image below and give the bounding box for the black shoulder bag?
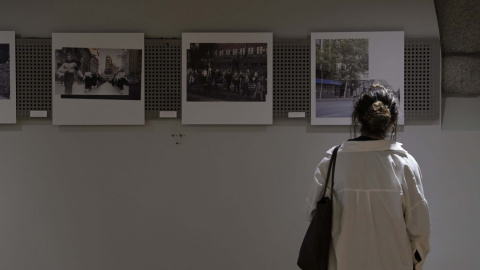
[297,145,340,270]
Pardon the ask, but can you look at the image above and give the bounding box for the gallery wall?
[1,0,478,270]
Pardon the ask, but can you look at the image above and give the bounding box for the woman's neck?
[360,133,385,140]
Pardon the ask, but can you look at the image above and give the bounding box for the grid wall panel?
[273,39,310,118]
[144,39,181,119]
[404,38,440,120]
[16,38,52,118]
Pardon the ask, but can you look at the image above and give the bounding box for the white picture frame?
[182,32,273,125]
[52,33,145,125]
[311,31,404,125]
[0,31,16,124]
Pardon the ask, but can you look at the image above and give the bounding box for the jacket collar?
[337,139,406,153]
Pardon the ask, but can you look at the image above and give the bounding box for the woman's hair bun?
[370,101,391,119]
[365,100,391,128]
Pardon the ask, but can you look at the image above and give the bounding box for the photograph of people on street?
[312,32,404,125]
[0,31,16,124]
[186,43,267,102]
[55,47,142,100]
[0,44,10,100]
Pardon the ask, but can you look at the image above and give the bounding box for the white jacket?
[306,140,430,270]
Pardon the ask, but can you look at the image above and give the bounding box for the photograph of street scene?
[55,47,142,100]
[314,38,401,118]
[0,44,10,100]
[187,43,267,102]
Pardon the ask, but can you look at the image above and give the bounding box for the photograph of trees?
[315,38,370,117]
[311,31,404,125]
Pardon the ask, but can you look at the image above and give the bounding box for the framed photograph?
[52,33,144,125]
[311,31,404,125]
[182,33,273,125]
[0,31,16,124]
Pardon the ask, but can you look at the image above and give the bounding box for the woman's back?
[315,140,429,270]
[305,86,430,270]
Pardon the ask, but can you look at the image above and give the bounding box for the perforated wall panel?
[15,38,440,121]
[16,38,52,118]
[273,39,310,118]
[145,39,181,119]
[404,38,440,120]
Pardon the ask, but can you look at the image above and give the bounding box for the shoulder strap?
[321,145,341,198]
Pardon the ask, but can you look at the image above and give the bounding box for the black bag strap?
[321,145,341,199]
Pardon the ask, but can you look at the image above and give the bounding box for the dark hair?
[351,85,399,140]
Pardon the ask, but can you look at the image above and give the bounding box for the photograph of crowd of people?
[0,44,10,100]
[55,47,142,100]
[186,43,268,102]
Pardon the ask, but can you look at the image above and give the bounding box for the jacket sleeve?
[403,155,431,270]
[305,147,334,222]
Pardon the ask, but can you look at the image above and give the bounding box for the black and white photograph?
[0,44,10,100]
[55,47,142,100]
[186,43,267,102]
[0,31,16,124]
[311,31,404,125]
[182,33,273,125]
[52,33,144,125]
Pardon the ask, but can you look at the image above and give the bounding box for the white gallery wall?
[1,0,479,269]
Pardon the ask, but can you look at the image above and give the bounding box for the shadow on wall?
[434,0,480,97]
